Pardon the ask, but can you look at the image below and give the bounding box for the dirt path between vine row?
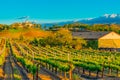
[3,46,29,80]
[3,55,14,80]
[9,44,29,80]
[12,56,29,80]
[39,67,60,80]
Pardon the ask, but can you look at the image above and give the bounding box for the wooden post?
[52,66,54,72]
[117,69,119,77]
[46,63,47,69]
[36,64,39,80]
[61,71,63,76]
[96,70,99,78]
[102,62,105,78]
[69,62,74,80]
[49,64,50,70]
[89,70,91,76]
[69,69,72,80]
[78,67,80,73]
[83,68,85,74]
[55,67,57,74]
[64,72,67,79]
[108,67,112,76]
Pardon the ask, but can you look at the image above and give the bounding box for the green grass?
[0,57,4,66]
[72,74,82,80]
[9,29,21,33]
[8,28,35,33]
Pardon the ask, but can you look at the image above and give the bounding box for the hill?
[0,28,49,39]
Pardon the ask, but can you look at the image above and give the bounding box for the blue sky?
[0,0,120,24]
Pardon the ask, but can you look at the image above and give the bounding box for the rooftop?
[72,31,110,40]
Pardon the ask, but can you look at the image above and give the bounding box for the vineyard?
[0,38,120,80]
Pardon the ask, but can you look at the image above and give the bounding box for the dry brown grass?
[0,30,21,38]
[0,68,4,78]
[58,75,69,80]
[38,74,52,80]
[27,73,33,80]
[23,29,49,39]
[0,28,49,39]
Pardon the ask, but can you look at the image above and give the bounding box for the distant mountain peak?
[87,18,94,20]
[110,14,118,18]
[103,14,120,18]
[103,14,110,18]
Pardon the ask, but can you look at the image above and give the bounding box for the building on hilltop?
[72,31,120,51]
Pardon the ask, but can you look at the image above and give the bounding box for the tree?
[34,24,41,29]
[0,24,9,31]
[30,38,39,46]
[36,28,73,47]
[72,37,87,50]
[87,40,98,49]
[10,23,21,29]
[55,28,72,46]
[19,34,24,41]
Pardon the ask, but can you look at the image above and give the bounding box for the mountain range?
[80,14,120,24]
[42,14,120,27]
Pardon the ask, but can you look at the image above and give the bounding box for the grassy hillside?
[0,28,49,39]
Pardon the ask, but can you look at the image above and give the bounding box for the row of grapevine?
[10,41,37,80]
[15,41,120,79]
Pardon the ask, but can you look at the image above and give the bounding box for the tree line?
[48,23,120,33]
[0,22,42,31]
[30,28,87,50]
